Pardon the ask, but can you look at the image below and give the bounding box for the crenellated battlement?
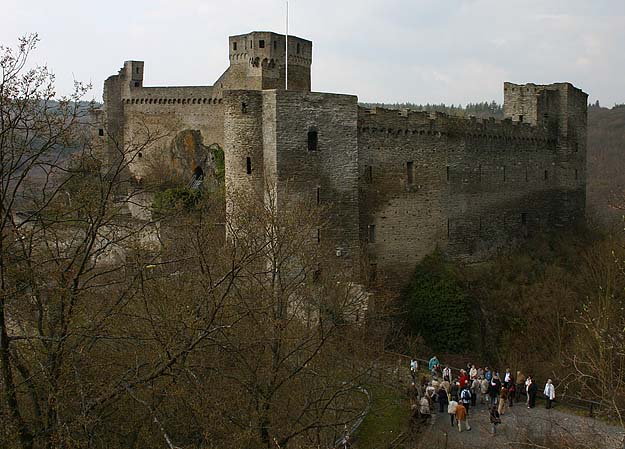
[357,106,553,142]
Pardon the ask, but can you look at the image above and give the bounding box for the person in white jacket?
[544,379,556,409]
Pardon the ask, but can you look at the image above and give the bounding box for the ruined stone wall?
[358,102,582,285]
[120,86,225,181]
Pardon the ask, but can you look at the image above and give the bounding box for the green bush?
[152,187,201,216]
[404,251,473,353]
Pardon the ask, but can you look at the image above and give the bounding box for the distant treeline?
[359,101,505,118]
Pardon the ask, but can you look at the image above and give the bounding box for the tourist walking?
[544,379,556,409]
[516,371,526,403]
[455,402,471,432]
[489,405,501,435]
[527,376,538,408]
[410,358,418,380]
[437,386,449,413]
[443,365,452,382]
[460,385,472,415]
[480,377,489,404]
[470,377,480,406]
[498,386,508,415]
[428,355,440,376]
[448,399,458,427]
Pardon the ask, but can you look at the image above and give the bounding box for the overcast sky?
[2,0,624,106]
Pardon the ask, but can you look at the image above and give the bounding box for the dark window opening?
[259,40,265,48]
[297,43,301,54]
[369,264,377,282]
[307,129,318,152]
[246,157,252,175]
[447,219,451,238]
[544,169,549,180]
[365,165,373,184]
[137,152,143,159]
[478,217,482,234]
[446,165,450,182]
[233,42,237,51]
[273,40,277,50]
[241,102,248,113]
[134,81,140,87]
[368,224,376,243]
[316,228,320,243]
[574,142,579,152]
[519,115,524,123]
[98,128,104,136]
[543,113,549,121]
[521,212,527,225]
[313,266,321,282]
[316,186,320,205]
[503,165,507,182]
[406,161,414,185]
[575,169,578,180]
[193,166,204,179]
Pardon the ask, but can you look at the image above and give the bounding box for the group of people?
[408,356,557,435]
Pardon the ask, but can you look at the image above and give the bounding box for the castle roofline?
[229,31,311,44]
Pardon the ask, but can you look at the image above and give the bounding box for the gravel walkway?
[416,400,625,449]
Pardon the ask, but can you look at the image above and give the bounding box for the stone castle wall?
[100,30,588,288]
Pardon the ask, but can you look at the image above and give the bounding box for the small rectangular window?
[297,43,301,54]
[365,166,373,184]
[259,40,265,48]
[246,157,252,175]
[406,161,414,185]
[544,169,549,180]
[98,128,104,136]
[134,81,140,87]
[521,212,527,225]
[273,41,277,50]
[519,115,524,123]
[307,129,318,152]
[369,263,377,282]
[241,102,248,113]
[368,224,376,243]
[233,42,237,51]
[575,169,578,180]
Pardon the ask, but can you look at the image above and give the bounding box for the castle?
[101,31,587,286]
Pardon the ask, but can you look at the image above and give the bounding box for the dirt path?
[416,400,625,449]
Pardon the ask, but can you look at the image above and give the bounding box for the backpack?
[461,389,471,403]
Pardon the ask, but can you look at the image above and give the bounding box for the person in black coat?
[527,376,538,408]
[437,386,449,413]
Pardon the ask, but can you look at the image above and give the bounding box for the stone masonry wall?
[358,94,585,285]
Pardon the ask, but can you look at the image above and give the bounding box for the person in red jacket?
[459,369,469,389]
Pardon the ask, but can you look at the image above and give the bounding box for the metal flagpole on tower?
[285,0,289,90]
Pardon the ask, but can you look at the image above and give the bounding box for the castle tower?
[227,32,312,91]
[504,82,588,222]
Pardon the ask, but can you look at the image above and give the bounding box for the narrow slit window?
[307,128,318,152]
[365,165,373,184]
[544,169,549,180]
[406,161,414,185]
[525,166,529,182]
[447,219,451,238]
[273,40,277,50]
[297,43,301,54]
[316,228,320,243]
[369,264,377,282]
[575,169,578,180]
[233,42,237,51]
[521,212,528,225]
[368,224,376,243]
[503,165,507,182]
[316,186,320,205]
[246,157,252,175]
[446,165,450,182]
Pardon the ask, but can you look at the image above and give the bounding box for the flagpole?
[285,0,289,90]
